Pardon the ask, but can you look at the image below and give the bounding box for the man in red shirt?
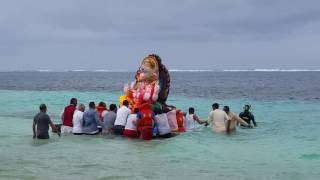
[61,98,77,134]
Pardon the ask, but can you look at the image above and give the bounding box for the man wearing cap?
[33,104,60,139]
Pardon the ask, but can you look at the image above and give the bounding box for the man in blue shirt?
[82,102,102,135]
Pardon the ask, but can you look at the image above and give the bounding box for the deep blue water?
[0,71,319,101]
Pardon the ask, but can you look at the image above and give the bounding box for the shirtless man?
[223,106,252,133]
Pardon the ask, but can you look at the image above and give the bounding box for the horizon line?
[1,69,320,73]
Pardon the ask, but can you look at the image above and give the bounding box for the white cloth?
[72,110,83,134]
[167,110,178,131]
[85,130,99,135]
[184,113,196,131]
[61,125,73,134]
[114,106,131,126]
[155,113,171,135]
[125,114,137,131]
[208,109,229,133]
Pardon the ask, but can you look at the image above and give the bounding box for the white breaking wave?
[223,69,251,72]
[94,69,110,72]
[169,69,214,72]
[69,69,86,72]
[69,69,133,72]
[254,69,320,72]
[224,69,320,72]
[2,69,320,73]
[36,69,51,72]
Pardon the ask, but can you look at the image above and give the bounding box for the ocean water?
[0,72,319,180]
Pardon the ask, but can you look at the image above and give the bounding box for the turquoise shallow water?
[0,90,319,180]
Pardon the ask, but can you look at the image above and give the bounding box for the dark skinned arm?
[32,120,36,139]
[49,119,60,136]
[194,114,208,125]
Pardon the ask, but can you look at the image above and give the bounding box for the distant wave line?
[224,69,320,72]
[1,69,320,73]
[169,69,214,72]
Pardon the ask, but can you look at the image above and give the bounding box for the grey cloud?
[0,0,319,70]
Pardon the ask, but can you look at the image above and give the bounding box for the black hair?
[89,102,95,109]
[109,104,117,111]
[212,103,219,109]
[123,100,129,107]
[189,107,195,114]
[98,101,106,108]
[39,104,47,111]
[223,106,230,112]
[244,104,251,111]
[134,108,139,114]
[70,98,77,105]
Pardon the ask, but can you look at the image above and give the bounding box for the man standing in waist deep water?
[33,104,60,139]
[113,100,131,135]
[207,103,229,133]
[72,104,85,135]
[184,107,208,131]
[82,102,102,135]
[239,105,257,127]
[223,106,252,133]
[102,104,117,134]
[61,98,77,134]
[96,101,108,122]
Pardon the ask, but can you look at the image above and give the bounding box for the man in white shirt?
[185,107,208,131]
[154,108,172,138]
[72,104,85,135]
[113,100,131,135]
[207,103,229,133]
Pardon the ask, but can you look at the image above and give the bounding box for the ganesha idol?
[121,54,171,111]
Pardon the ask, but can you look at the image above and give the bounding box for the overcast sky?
[0,0,320,71]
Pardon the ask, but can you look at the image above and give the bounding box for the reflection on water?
[31,138,58,147]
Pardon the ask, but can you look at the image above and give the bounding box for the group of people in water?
[32,98,257,140]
